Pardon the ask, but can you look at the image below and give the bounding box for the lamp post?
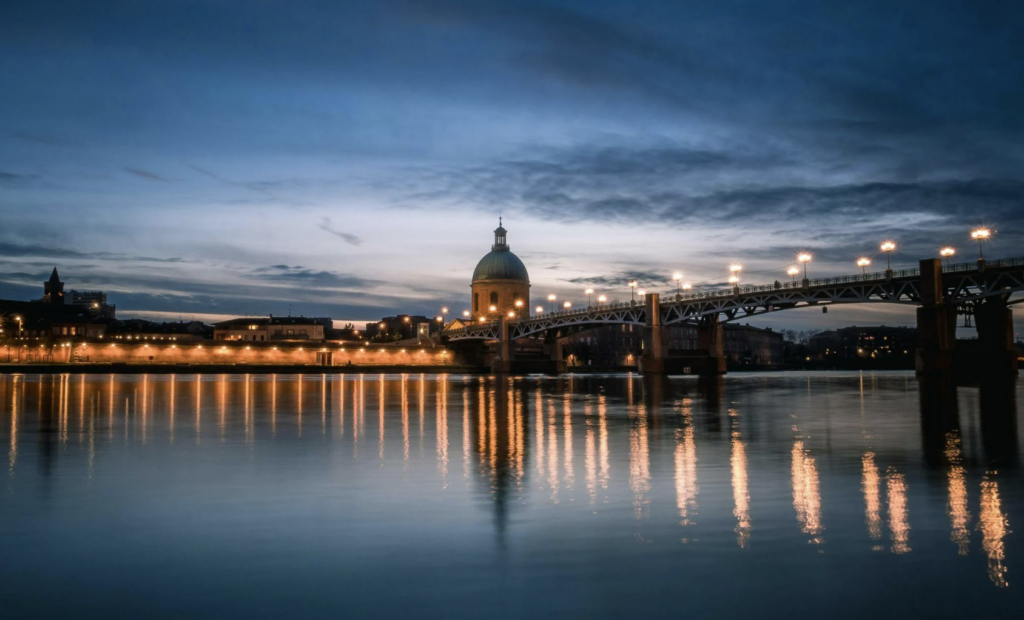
[857,257,871,276]
[514,299,524,314]
[628,280,638,304]
[638,289,646,303]
[535,305,544,315]
[729,264,742,292]
[787,266,799,283]
[939,247,955,269]
[563,301,572,312]
[681,283,692,294]
[597,295,607,308]
[585,288,594,309]
[880,241,896,270]
[547,294,556,313]
[673,272,683,298]
[462,310,471,319]
[797,253,812,281]
[971,228,990,260]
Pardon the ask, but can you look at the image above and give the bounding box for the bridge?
[445,256,1024,377]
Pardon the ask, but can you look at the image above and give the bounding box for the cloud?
[317,217,362,246]
[0,171,39,187]
[124,167,168,181]
[248,264,374,288]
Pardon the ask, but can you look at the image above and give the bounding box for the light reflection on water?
[0,371,1021,618]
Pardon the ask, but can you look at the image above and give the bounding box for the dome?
[473,249,530,283]
[471,220,530,283]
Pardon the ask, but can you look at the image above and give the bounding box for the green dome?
[473,248,530,283]
[472,221,530,283]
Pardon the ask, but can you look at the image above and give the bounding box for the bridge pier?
[545,331,567,374]
[915,258,957,375]
[695,314,728,375]
[639,293,666,375]
[960,296,1018,380]
[491,318,513,374]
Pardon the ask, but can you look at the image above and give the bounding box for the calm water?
[0,372,1021,618]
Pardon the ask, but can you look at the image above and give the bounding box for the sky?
[1,0,1023,331]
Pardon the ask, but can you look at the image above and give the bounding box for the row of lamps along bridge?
[436,227,993,324]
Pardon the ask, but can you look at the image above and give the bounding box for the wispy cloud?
[317,217,362,246]
[124,167,169,181]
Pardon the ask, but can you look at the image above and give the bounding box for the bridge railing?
[445,256,1022,335]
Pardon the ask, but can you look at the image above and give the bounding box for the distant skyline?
[2,1,1022,331]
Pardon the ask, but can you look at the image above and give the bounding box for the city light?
[597,295,607,304]
[547,293,557,313]
[441,306,448,314]
[673,272,683,295]
[797,252,812,279]
[489,305,497,312]
[563,301,572,310]
[535,306,544,314]
[730,264,742,273]
[628,279,638,303]
[507,310,516,318]
[728,275,740,285]
[971,228,991,259]
[681,283,692,291]
[585,288,594,307]
[478,317,486,323]
[462,310,470,317]
[940,246,956,268]
[880,241,896,269]
[787,266,799,282]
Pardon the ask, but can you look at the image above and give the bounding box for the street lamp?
[638,288,646,301]
[585,288,594,308]
[939,246,955,269]
[880,241,896,270]
[787,266,799,283]
[797,253,812,280]
[547,294,557,313]
[597,295,607,307]
[507,310,516,319]
[514,299,524,311]
[628,280,638,303]
[535,305,544,315]
[673,272,683,296]
[563,301,572,311]
[462,310,470,318]
[971,228,990,260]
[857,257,871,275]
[681,283,692,293]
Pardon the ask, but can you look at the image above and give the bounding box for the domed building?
[471,220,530,320]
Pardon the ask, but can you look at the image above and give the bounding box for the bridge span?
[445,256,1024,377]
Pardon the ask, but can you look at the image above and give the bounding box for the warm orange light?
[563,301,572,309]
[787,267,800,277]
[857,257,871,268]
[728,275,740,284]
[514,299,523,308]
[462,310,470,317]
[597,295,607,303]
[547,294,556,302]
[507,310,516,318]
[940,247,956,257]
[682,283,692,291]
[535,306,544,314]
[971,228,991,240]
[880,241,896,252]
[798,253,812,263]
[730,264,742,273]
[489,305,497,312]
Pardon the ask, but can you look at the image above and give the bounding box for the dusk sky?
[2,0,1022,330]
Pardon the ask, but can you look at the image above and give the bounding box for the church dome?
[472,222,530,283]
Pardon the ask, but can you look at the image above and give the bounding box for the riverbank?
[0,363,482,375]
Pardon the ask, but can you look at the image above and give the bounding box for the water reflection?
[792,441,824,545]
[0,371,1020,604]
[979,473,1011,588]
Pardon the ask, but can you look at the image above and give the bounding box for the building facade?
[214,316,325,342]
[470,221,530,321]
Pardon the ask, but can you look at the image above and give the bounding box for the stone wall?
[8,341,458,367]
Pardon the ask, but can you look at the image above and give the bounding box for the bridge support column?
[491,318,513,374]
[696,314,727,375]
[545,331,566,374]
[972,296,1018,378]
[639,293,666,375]
[916,258,956,375]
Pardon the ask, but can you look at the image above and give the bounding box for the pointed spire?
[49,267,60,282]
